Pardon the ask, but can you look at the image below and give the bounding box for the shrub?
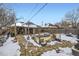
[11,33,15,37]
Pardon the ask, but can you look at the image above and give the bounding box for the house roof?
[11,21,41,28]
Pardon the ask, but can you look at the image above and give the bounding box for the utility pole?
[25,21,30,49]
[14,16,23,42]
[27,21,30,40]
[13,10,17,42]
[14,17,17,42]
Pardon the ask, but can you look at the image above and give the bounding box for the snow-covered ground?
[0,37,20,56]
[41,47,73,56]
[47,41,60,45]
[0,33,78,56]
[24,35,41,47]
[41,33,79,56]
[56,34,78,44]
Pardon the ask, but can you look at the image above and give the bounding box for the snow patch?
[47,41,59,45]
[56,34,78,44]
[24,35,41,47]
[41,47,72,56]
[0,37,20,56]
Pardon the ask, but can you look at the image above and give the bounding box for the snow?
[47,41,59,45]
[22,24,38,28]
[41,47,72,56]
[0,37,20,56]
[24,33,78,47]
[24,35,41,47]
[59,47,72,55]
[56,34,78,44]
[11,23,23,27]
[0,33,77,56]
[11,22,37,28]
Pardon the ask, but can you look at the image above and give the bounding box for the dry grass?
[32,34,54,44]
[16,35,74,56]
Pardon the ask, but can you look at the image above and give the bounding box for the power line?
[28,4,38,17]
[25,4,38,22]
[29,3,48,21]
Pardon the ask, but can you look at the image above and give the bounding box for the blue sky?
[5,3,79,26]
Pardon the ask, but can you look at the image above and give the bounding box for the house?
[10,21,79,35]
[10,21,41,35]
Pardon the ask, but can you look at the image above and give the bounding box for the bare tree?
[60,19,70,27]
[0,4,15,29]
[64,8,79,28]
